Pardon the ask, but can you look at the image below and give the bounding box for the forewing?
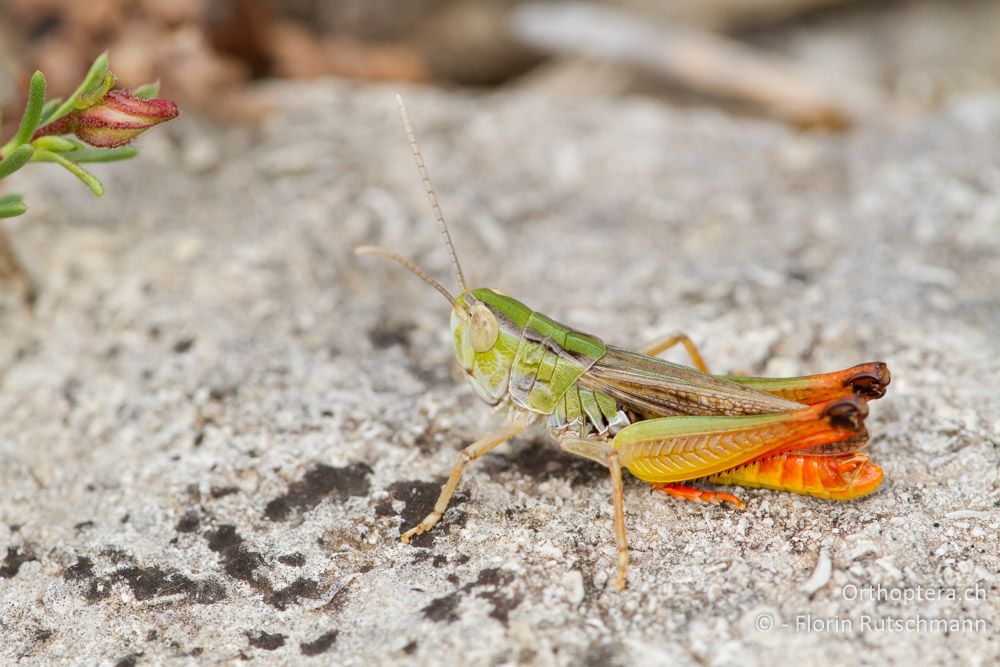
[581,345,803,417]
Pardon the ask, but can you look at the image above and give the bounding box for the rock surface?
[1,81,997,665]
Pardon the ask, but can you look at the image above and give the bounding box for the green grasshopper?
[357,97,890,590]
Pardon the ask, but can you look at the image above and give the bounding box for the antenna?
[396,94,469,294]
[354,246,457,308]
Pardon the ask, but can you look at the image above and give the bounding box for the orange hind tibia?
[652,483,746,509]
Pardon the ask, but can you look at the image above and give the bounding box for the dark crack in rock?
[277,552,306,567]
[63,556,95,581]
[300,630,338,656]
[264,463,372,522]
[465,568,520,626]
[202,524,320,609]
[85,565,226,604]
[269,577,320,610]
[204,525,267,587]
[422,591,462,623]
[0,545,37,578]
[175,512,201,533]
[421,568,521,626]
[247,631,286,651]
[113,653,142,667]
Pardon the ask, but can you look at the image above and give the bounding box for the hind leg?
[652,483,745,509]
[720,362,890,404]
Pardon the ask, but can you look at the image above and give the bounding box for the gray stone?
[1,81,997,665]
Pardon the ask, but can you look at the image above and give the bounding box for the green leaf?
[0,144,35,179]
[80,52,111,93]
[68,146,139,163]
[0,202,27,218]
[0,194,27,218]
[132,81,161,100]
[1,71,46,158]
[32,149,105,196]
[74,71,116,110]
[42,52,110,124]
[40,98,62,120]
[32,136,78,153]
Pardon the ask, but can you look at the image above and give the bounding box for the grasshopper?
[357,97,890,590]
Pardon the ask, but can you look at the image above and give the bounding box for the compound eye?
[470,303,499,352]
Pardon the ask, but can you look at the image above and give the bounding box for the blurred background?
[3,0,1000,132]
[1,5,998,664]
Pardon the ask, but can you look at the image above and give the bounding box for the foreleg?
[401,419,528,543]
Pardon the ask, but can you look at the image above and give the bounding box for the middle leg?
[639,330,710,373]
[560,436,630,590]
[607,450,629,591]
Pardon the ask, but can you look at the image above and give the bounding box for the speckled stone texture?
[1,81,997,665]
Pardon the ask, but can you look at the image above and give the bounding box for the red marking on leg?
[652,483,746,509]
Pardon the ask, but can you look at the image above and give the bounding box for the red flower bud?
[34,90,179,148]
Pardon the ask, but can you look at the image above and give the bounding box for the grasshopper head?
[451,288,529,405]
[351,246,525,407]
[357,96,530,406]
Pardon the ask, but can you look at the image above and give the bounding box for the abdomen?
[706,452,883,500]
